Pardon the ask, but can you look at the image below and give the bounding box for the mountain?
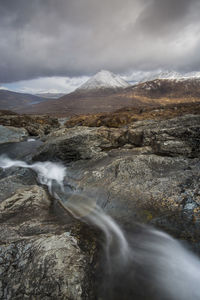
[129,78,200,99]
[19,76,200,116]
[0,89,51,112]
[19,70,137,115]
[76,70,130,91]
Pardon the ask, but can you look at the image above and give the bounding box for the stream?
[0,153,200,300]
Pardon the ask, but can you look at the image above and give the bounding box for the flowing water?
[1,155,200,300]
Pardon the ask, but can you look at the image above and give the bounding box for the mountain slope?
[129,78,200,99]
[0,89,51,112]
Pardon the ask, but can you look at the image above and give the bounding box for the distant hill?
[35,92,66,99]
[0,89,51,112]
[19,74,200,116]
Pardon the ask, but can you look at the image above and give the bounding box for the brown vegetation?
[65,102,200,128]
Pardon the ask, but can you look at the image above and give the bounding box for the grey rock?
[67,152,200,250]
[34,126,127,162]
[128,114,200,157]
[0,185,93,299]
[0,125,28,144]
[34,114,200,163]
[0,234,87,300]
[0,139,43,162]
[0,166,37,202]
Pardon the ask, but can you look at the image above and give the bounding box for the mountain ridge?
[0,89,51,112]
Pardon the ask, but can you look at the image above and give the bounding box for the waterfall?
[1,155,200,300]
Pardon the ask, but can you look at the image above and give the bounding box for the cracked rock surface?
[0,185,93,300]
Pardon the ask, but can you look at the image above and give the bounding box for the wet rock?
[0,140,44,162]
[0,185,93,299]
[0,167,37,202]
[0,125,28,144]
[67,152,200,250]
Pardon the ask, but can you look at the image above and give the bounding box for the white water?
[1,155,200,299]
[0,155,129,263]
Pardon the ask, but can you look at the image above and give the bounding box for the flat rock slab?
[0,125,28,144]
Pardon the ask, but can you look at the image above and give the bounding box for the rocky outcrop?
[36,114,200,160]
[0,114,59,136]
[0,125,28,144]
[34,126,127,162]
[34,114,200,250]
[0,185,94,299]
[127,114,200,158]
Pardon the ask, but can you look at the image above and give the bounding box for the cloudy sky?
[1,0,200,94]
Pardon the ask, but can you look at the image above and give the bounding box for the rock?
[128,114,200,158]
[0,140,44,163]
[0,167,37,202]
[34,126,127,162]
[0,185,94,299]
[67,152,200,252]
[35,114,200,163]
[0,125,28,144]
[0,234,88,300]
[0,114,60,136]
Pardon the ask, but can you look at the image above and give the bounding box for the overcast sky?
[1,0,200,93]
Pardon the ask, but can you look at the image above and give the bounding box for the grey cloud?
[0,0,200,83]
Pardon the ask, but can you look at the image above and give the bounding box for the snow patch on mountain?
[143,71,200,82]
[123,70,200,85]
[77,70,130,90]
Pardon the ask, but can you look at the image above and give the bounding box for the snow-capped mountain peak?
[77,70,130,91]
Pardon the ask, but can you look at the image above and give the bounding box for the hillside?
[0,89,51,112]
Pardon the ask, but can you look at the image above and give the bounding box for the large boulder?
[127,114,200,158]
[0,185,94,299]
[34,126,127,162]
[0,125,28,144]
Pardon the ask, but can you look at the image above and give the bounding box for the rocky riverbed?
[0,111,200,299]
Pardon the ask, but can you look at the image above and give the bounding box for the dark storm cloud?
[0,0,200,83]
